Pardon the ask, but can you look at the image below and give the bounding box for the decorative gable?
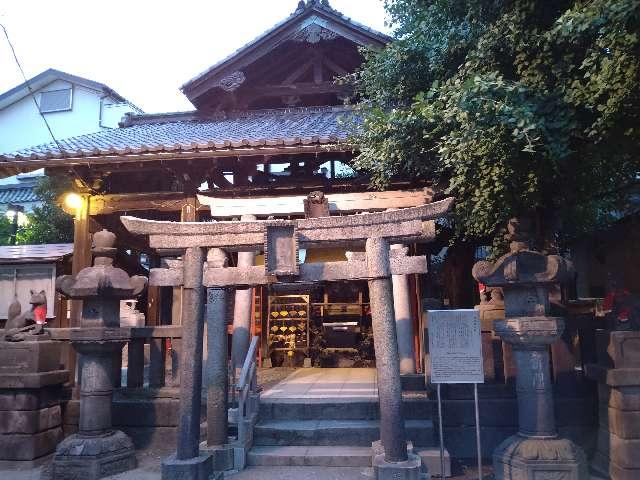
[181,0,389,111]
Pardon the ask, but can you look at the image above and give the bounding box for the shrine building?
[0,0,431,370]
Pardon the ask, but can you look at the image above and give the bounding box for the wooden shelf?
[268,294,310,357]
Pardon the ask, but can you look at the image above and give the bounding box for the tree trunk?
[442,242,479,308]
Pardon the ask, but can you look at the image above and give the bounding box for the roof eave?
[0,142,353,173]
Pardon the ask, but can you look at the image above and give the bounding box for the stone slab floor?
[260,367,378,400]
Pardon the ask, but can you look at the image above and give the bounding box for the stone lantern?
[472,218,587,480]
[52,229,147,480]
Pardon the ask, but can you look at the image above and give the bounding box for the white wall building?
[0,69,142,211]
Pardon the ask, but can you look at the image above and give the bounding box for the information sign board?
[428,309,484,384]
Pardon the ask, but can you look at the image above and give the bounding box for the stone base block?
[0,338,62,374]
[161,452,213,480]
[0,426,62,460]
[0,385,70,411]
[303,357,312,368]
[199,442,234,471]
[0,405,61,434]
[493,435,588,480]
[372,439,414,457]
[0,452,53,469]
[52,430,136,480]
[601,405,640,439]
[373,452,427,480]
[401,374,426,391]
[416,447,451,477]
[592,450,640,480]
[0,370,69,389]
[595,429,640,469]
[371,441,449,477]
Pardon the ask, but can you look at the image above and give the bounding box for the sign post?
[428,309,484,480]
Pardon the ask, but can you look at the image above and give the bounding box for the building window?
[39,88,72,113]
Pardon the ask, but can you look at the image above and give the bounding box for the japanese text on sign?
[428,309,484,384]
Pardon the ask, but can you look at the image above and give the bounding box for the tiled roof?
[0,106,357,162]
[0,243,73,264]
[0,182,39,204]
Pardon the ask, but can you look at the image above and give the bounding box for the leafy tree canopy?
[350,0,640,250]
[4,175,75,246]
[18,175,74,245]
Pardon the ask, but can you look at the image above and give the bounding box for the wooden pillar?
[69,194,92,386]
[146,256,161,326]
[172,196,198,325]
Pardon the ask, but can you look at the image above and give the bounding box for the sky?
[0,1,390,113]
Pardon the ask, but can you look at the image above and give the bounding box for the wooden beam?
[282,59,315,86]
[322,57,348,76]
[88,182,431,218]
[198,189,434,217]
[90,192,188,216]
[239,81,350,103]
[180,196,198,222]
[313,57,323,84]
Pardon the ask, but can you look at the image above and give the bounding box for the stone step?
[248,445,372,467]
[260,397,432,421]
[254,419,436,447]
[247,445,452,476]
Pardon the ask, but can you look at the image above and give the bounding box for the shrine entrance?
[121,197,452,480]
[263,280,372,368]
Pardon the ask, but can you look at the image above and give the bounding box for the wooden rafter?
[282,59,316,86]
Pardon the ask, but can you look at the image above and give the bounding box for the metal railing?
[235,336,260,445]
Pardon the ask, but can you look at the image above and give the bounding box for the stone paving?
[2,462,612,480]
[260,367,378,401]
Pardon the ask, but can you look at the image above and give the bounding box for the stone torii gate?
[121,197,453,480]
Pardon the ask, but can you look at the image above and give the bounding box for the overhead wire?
[1,22,63,152]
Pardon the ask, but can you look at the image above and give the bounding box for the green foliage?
[17,176,74,245]
[0,215,17,246]
[351,0,640,248]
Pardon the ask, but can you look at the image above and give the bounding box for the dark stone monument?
[586,294,640,480]
[0,316,68,466]
[473,218,588,480]
[52,229,147,480]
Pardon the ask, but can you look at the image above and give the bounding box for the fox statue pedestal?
[587,329,640,480]
[0,333,68,467]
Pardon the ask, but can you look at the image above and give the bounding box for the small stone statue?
[603,282,640,331]
[478,284,504,305]
[304,191,330,218]
[3,290,48,341]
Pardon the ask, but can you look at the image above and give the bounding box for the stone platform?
[0,338,69,466]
